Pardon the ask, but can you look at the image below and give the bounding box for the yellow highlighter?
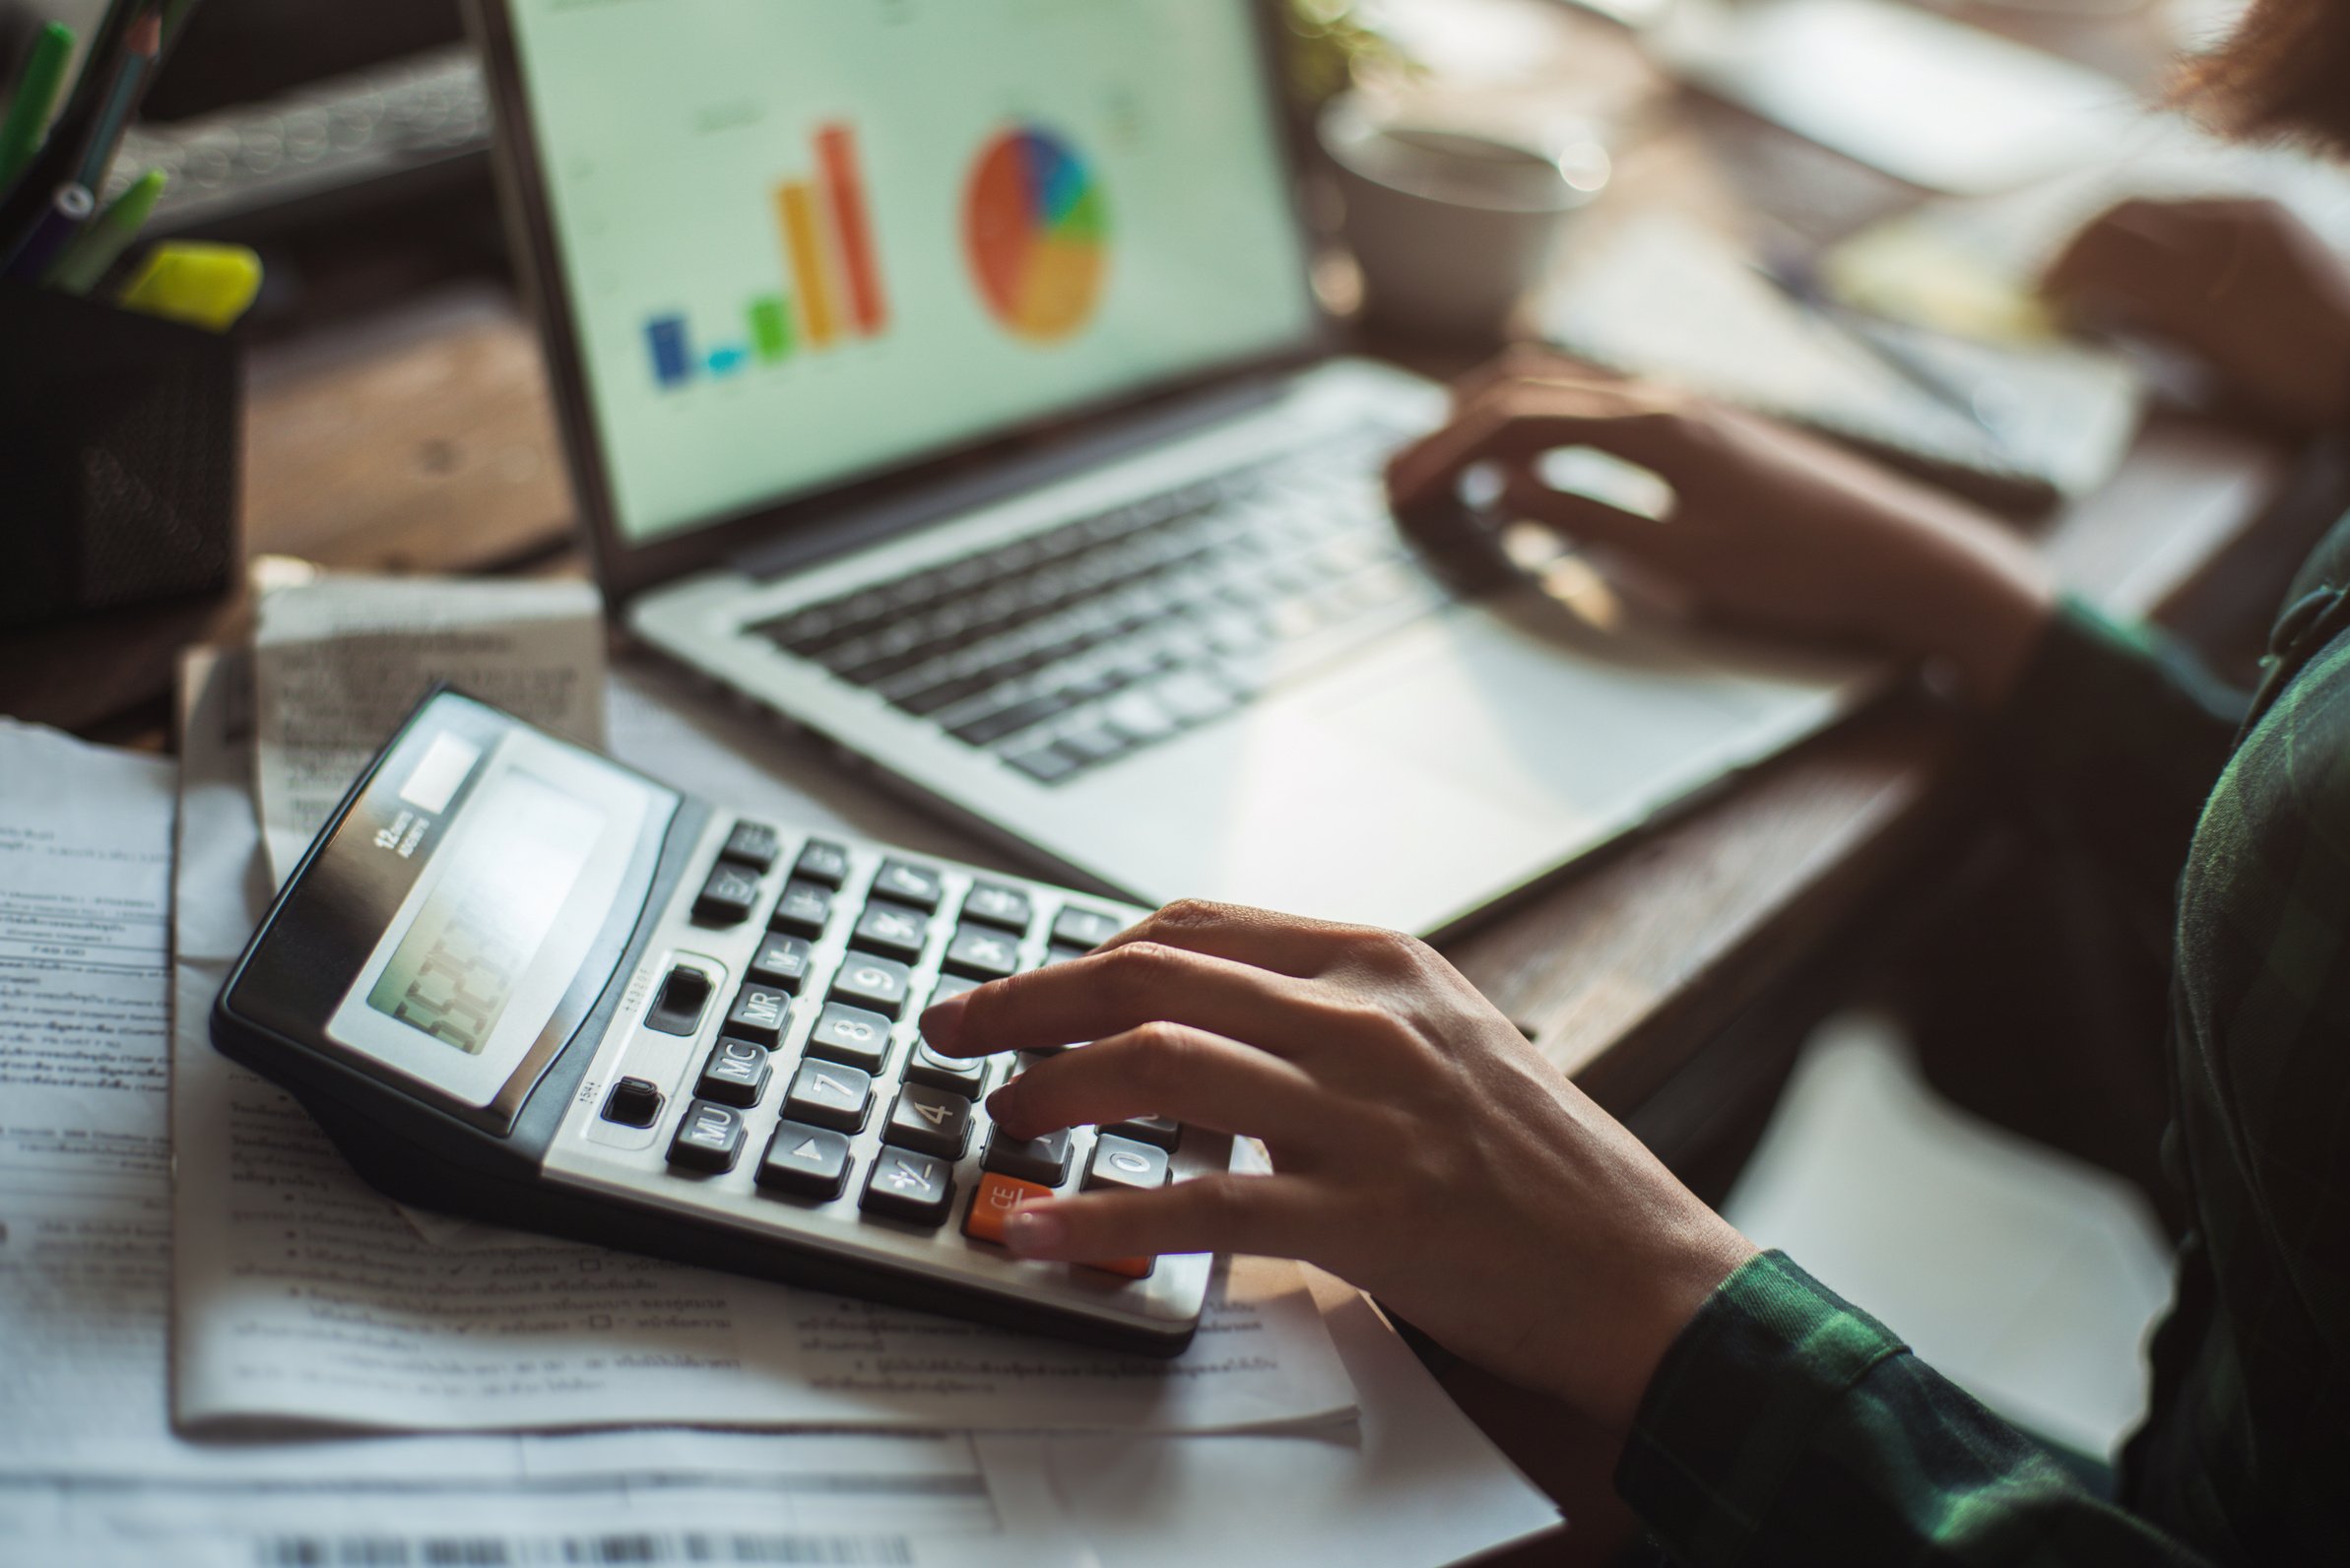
[115,241,262,331]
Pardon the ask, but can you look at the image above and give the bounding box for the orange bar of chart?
[817,122,887,336]
[776,179,838,349]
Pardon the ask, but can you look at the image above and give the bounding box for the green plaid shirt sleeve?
[1616,1252,2214,1566]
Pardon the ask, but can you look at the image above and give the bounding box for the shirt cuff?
[1614,1250,1908,1565]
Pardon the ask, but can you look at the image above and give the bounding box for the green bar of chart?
[751,294,793,362]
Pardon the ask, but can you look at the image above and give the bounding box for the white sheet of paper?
[252,575,608,885]
[0,708,1089,1568]
[173,649,1354,1437]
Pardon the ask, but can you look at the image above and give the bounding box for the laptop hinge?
[731,375,1293,584]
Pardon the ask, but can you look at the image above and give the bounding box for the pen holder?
[0,281,239,629]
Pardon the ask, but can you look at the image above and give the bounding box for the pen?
[0,21,77,193]
[73,9,163,193]
[0,0,147,259]
[43,165,163,293]
[2,179,94,280]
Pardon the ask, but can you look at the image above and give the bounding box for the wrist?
[1871,547,2057,712]
[1578,1217,1760,1434]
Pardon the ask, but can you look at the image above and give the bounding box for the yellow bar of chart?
[776,180,838,350]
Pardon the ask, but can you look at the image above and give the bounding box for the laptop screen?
[503,0,1319,548]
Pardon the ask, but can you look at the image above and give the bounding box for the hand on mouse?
[921,897,1758,1433]
[1385,358,2056,709]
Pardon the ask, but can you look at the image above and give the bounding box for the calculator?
[212,687,1228,1356]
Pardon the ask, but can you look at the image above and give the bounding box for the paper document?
[174,649,1354,1437]
[252,575,607,884]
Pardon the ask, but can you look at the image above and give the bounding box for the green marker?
[0,23,77,193]
[44,166,165,294]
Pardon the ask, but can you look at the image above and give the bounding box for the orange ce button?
[964,1172,1150,1278]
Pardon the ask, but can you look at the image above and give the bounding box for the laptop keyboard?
[750,428,1451,784]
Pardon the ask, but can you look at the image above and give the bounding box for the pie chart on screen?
[963,125,1110,343]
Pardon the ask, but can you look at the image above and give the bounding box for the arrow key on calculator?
[756,1121,852,1201]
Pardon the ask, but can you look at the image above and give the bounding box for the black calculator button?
[1085,1134,1169,1192]
[724,985,793,1048]
[960,883,1033,933]
[829,953,913,1018]
[884,1083,973,1159]
[906,1037,988,1096]
[644,966,713,1036]
[769,880,833,938]
[601,1077,663,1128]
[694,863,763,926]
[983,1124,1074,1187]
[861,1148,954,1227]
[1107,1114,1182,1151]
[749,934,814,992]
[1044,944,1088,967]
[721,820,782,872]
[807,1001,893,1072]
[756,1121,853,1201]
[852,901,929,960]
[668,1099,746,1172]
[1051,906,1122,949]
[872,860,945,911]
[696,1037,770,1108]
[943,926,1021,981]
[785,1059,874,1133]
[793,838,852,888]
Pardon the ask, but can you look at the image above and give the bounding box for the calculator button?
[872,860,945,911]
[721,820,782,871]
[1082,1254,1154,1280]
[960,884,1033,933]
[600,1077,662,1128]
[1107,1114,1182,1151]
[983,1124,1074,1187]
[851,901,929,960]
[1084,1134,1168,1192]
[785,1059,874,1133]
[724,985,793,1048]
[830,953,913,1017]
[756,1121,853,1201]
[926,972,980,1009]
[694,863,763,926]
[964,1172,1052,1246]
[696,1037,770,1108]
[1044,944,1089,967]
[884,1083,973,1159]
[769,880,833,937]
[749,934,814,992]
[793,838,852,888]
[906,1037,988,1096]
[1051,907,1122,949]
[862,1148,954,1227]
[943,927,1021,981]
[668,1099,746,1172]
[807,1001,893,1072]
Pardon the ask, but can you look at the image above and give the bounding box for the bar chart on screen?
[642,121,890,392]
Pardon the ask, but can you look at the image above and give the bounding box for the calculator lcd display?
[365,770,604,1056]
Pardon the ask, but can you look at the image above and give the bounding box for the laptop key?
[1055,723,1131,767]
[1003,743,1080,784]
[947,690,1070,748]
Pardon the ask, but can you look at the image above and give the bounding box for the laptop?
[469,0,1863,937]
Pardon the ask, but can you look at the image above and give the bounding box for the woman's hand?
[1383,356,2057,710]
[919,899,1758,1434]
[2044,196,2350,435]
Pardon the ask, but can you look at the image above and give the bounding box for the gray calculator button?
[808,1001,893,1072]
[1084,1134,1168,1192]
[721,820,781,871]
[668,1098,746,1172]
[724,985,793,1048]
[829,953,912,1018]
[960,883,1032,933]
[693,862,762,926]
[785,1059,873,1133]
[983,1124,1073,1187]
[1044,944,1088,967]
[1107,1114,1181,1150]
[906,1037,987,1096]
[696,1037,770,1108]
[884,1083,973,1159]
[1050,906,1121,949]
[861,1147,954,1227]
[769,880,833,937]
[793,838,851,888]
[756,1121,853,1201]
[749,934,814,992]
[943,927,1021,981]
[873,860,944,911]
[926,972,979,1010]
[852,901,929,960]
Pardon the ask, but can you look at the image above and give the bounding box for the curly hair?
[2180,0,2350,149]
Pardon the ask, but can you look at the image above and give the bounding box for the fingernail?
[920,991,968,1051]
[1004,1208,1067,1256]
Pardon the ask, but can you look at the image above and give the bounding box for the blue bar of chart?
[646,316,692,388]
